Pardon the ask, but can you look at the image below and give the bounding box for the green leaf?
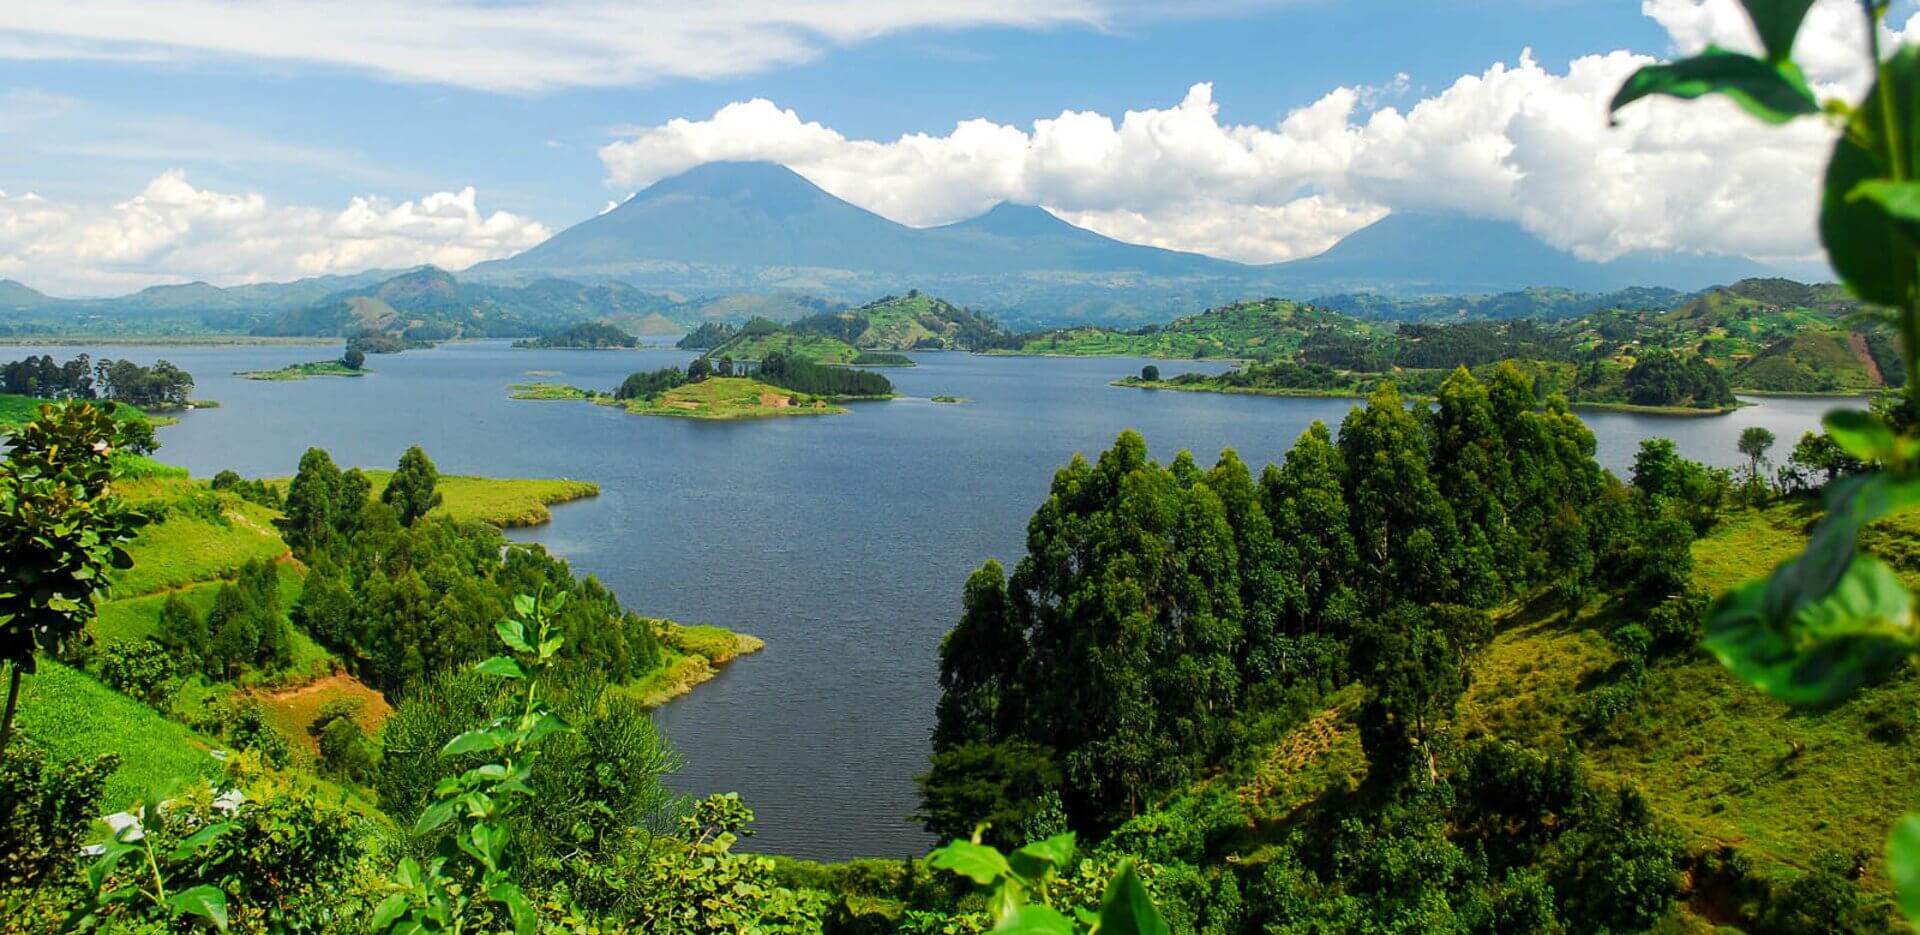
[1705,552,1919,706]
[1009,832,1076,882]
[1739,0,1816,62]
[1823,46,1920,306]
[441,728,508,757]
[1610,47,1818,124]
[370,893,412,932]
[85,842,136,892]
[1824,409,1898,464]
[928,839,1014,885]
[167,821,236,861]
[488,882,537,935]
[997,904,1077,934]
[1096,863,1171,935]
[413,797,460,836]
[166,885,229,932]
[512,593,535,619]
[494,619,532,653]
[473,655,526,679]
[1889,812,1920,924]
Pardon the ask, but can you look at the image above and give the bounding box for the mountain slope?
[788,291,1009,350]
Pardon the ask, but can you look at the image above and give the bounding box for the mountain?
[0,279,53,310]
[787,291,1011,350]
[468,161,1780,325]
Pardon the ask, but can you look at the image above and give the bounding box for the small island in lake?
[512,321,640,349]
[511,350,895,420]
[239,359,367,381]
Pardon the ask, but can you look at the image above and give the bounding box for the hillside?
[1000,297,1384,360]
[788,290,1008,350]
[707,318,863,364]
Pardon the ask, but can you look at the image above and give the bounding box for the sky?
[0,0,1907,296]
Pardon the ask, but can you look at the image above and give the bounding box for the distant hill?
[0,279,53,310]
[788,291,1009,351]
[706,318,863,365]
[466,161,1781,324]
[996,298,1384,360]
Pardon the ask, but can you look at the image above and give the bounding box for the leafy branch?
[927,829,1169,934]
[371,590,572,935]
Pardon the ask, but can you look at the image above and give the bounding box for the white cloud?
[598,1,1882,265]
[0,0,1113,93]
[0,172,549,296]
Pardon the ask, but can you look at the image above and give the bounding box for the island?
[512,321,640,349]
[513,377,849,419]
[238,359,367,380]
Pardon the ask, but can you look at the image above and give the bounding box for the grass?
[265,469,600,528]
[621,622,764,708]
[94,564,333,680]
[13,659,223,811]
[711,330,863,364]
[609,377,848,420]
[249,674,394,759]
[508,382,602,401]
[851,352,915,367]
[1451,496,1920,888]
[236,360,365,380]
[0,393,174,431]
[111,497,290,598]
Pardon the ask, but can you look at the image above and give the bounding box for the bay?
[26,340,1860,860]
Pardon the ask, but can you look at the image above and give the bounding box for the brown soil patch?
[1849,331,1885,386]
[759,392,791,408]
[254,673,392,753]
[1238,706,1344,814]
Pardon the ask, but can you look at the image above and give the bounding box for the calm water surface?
[35,341,1862,860]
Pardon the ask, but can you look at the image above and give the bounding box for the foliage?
[674,321,738,350]
[616,367,687,400]
[0,354,195,409]
[371,591,570,934]
[513,321,638,349]
[382,445,444,526]
[0,740,117,892]
[66,787,237,932]
[95,638,177,708]
[756,351,894,397]
[924,830,1171,935]
[0,400,153,754]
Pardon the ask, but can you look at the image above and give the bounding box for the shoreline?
[1114,378,1744,415]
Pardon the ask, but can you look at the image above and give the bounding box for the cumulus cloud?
[598,0,1911,265]
[0,172,549,296]
[0,0,1113,93]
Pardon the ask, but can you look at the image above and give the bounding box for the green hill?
[1004,298,1384,360]
[788,290,1008,350]
[707,318,862,364]
[1731,331,1883,392]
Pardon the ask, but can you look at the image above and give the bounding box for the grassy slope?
[1732,331,1879,392]
[267,469,600,528]
[1455,500,1920,888]
[612,376,847,420]
[0,393,173,430]
[14,660,223,810]
[110,496,289,597]
[1003,299,1372,360]
[711,330,862,364]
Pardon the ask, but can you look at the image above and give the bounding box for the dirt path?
[1849,331,1885,386]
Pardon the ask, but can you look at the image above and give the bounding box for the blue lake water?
[30,340,1864,860]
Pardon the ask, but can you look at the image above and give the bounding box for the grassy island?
[238,360,366,380]
[514,376,865,420]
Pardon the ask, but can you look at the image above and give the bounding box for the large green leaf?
[929,839,1014,885]
[1739,0,1817,62]
[1823,47,1920,306]
[1610,47,1817,124]
[1009,832,1076,882]
[1824,409,1899,464]
[1095,864,1170,935]
[1705,552,1918,706]
[166,885,229,932]
[998,905,1077,934]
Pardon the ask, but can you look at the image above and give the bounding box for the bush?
[0,742,117,890]
[96,638,178,708]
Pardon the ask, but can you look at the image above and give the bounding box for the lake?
[32,341,1862,860]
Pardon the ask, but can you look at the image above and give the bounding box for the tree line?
[0,354,195,409]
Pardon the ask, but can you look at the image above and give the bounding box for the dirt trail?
[1849,331,1885,386]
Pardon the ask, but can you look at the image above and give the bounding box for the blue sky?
[0,0,1881,294]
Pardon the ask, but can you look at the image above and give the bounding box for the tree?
[1738,426,1777,479]
[342,347,366,370]
[97,639,177,708]
[154,592,209,666]
[931,560,1023,750]
[0,401,150,756]
[718,355,735,377]
[1350,602,1485,786]
[280,448,345,558]
[382,445,443,526]
[1788,430,1862,485]
[1338,383,1459,605]
[687,356,714,382]
[1141,364,1160,382]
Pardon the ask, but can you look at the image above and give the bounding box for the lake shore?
[1114,377,1745,415]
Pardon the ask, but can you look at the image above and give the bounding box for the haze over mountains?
[1,160,1791,331]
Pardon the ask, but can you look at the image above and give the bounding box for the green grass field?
[0,393,172,430]
[110,498,289,598]
[508,382,601,401]
[13,660,223,810]
[710,330,863,364]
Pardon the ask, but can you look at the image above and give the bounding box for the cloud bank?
[599,0,1917,266]
[0,172,549,296]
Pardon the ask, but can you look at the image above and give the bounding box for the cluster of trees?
[281,446,665,697]
[0,354,195,409]
[924,365,1708,840]
[756,351,892,397]
[676,321,739,350]
[345,330,414,355]
[617,367,690,400]
[156,559,293,682]
[1617,348,1736,408]
[514,321,639,349]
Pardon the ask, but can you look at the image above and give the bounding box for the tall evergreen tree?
[382,445,443,526]
[280,448,344,558]
[932,560,1022,750]
[1338,383,1459,605]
